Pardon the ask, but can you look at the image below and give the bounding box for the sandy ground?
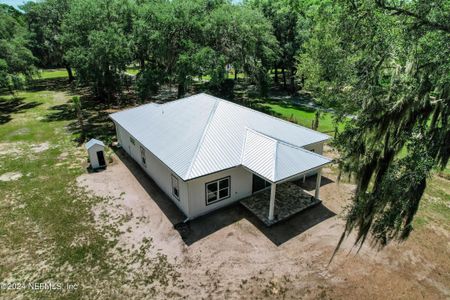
[77,150,450,299]
[0,171,22,181]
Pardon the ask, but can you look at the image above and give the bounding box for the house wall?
[114,122,190,217]
[303,142,324,155]
[114,120,327,219]
[187,166,253,219]
[88,144,104,169]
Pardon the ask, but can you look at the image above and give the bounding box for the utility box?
[85,138,106,169]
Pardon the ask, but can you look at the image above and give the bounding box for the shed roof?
[85,138,105,150]
[110,93,331,182]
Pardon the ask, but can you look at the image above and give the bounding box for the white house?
[110,93,331,221]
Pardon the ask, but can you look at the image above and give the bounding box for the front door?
[252,174,269,194]
[97,151,106,166]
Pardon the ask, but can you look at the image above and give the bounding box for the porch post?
[269,183,276,221]
[315,169,322,200]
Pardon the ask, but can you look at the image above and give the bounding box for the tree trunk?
[289,67,296,95]
[234,69,238,81]
[282,67,287,89]
[313,110,320,130]
[177,80,185,98]
[66,66,74,82]
[139,58,145,70]
[274,66,278,84]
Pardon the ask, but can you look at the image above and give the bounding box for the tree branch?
[375,0,450,34]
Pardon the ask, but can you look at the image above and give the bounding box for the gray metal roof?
[241,129,331,182]
[110,93,331,182]
[85,138,105,149]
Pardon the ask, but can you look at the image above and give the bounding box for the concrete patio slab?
[240,181,321,226]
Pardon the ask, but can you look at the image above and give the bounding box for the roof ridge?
[184,98,220,179]
[242,129,278,182]
[272,140,278,182]
[157,93,202,106]
[241,127,332,179]
[204,93,330,141]
[110,94,203,119]
[243,128,326,157]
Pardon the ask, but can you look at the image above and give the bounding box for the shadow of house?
[0,97,42,125]
[115,148,336,247]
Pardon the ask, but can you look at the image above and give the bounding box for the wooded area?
[1,0,448,250]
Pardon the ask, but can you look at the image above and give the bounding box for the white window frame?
[205,176,230,205]
[171,175,179,200]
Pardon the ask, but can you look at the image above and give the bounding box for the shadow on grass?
[115,148,336,247]
[0,96,42,125]
[37,77,138,145]
[27,78,72,93]
[44,96,116,145]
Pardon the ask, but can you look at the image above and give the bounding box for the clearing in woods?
[0,72,449,299]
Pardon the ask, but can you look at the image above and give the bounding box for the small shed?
[85,138,106,169]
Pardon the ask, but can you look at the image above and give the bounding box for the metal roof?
[110,93,331,182]
[242,129,331,182]
[85,138,105,149]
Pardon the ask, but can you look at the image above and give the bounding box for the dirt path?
[77,153,449,299]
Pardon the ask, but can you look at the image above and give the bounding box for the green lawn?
[0,81,176,298]
[126,68,139,75]
[37,68,70,79]
[259,102,343,134]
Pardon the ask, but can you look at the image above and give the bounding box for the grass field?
[37,69,71,79]
[126,68,139,75]
[258,102,343,134]
[0,79,178,299]
[0,71,449,298]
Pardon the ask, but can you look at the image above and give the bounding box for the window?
[130,136,135,145]
[171,175,179,200]
[140,145,146,166]
[205,176,230,205]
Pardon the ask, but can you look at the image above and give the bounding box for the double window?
[205,176,230,205]
[171,175,179,200]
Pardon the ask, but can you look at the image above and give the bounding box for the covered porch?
[241,169,324,226]
[240,129,331,226]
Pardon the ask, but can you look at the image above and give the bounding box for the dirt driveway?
[77,150,449,299]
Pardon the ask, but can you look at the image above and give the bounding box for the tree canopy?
[298,0,449,251]
[0,4,36,91]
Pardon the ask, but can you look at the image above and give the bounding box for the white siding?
[115,122,190,216]
[303,142,324,155]
[187,166,253,218]
[88,144,104,169]
[114,119,327,219]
